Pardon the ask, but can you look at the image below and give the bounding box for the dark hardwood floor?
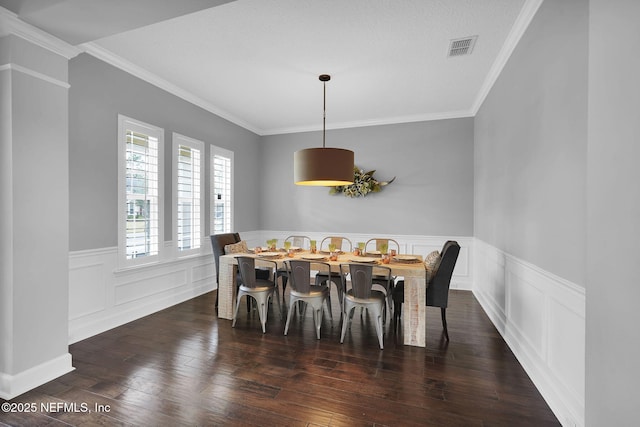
[1,289,559,426]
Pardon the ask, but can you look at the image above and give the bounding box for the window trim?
[210,145,234,235]
[172,132,204,257]
[117,114,165,268]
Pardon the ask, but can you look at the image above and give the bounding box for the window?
[210,146,233,234]
[173,133,203,255]
[118,115,164,266]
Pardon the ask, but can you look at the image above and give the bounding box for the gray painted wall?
[259,118,474,237]
[586,1,640,425]
[69,53,262,251]
[474,0,587,286]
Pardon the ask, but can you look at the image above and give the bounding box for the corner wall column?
[0,34,74,399]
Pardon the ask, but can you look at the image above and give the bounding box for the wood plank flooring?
[1,289,559,426]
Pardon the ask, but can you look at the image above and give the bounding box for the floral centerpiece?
[329,166,395,198]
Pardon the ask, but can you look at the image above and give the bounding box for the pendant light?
[294,74,354,186]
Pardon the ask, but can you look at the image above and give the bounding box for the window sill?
[114,252,211,276]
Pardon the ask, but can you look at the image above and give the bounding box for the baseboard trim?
[0,353,74,400]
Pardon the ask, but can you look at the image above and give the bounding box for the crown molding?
[470,0,544,114]
[0,7,81,59]
[80,42,263,136]
[261,109,475,136]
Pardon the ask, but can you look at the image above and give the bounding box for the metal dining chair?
[315,236,353,310]
[364,238,400,256]
[233,256,282,333]
[284,235,311,249]
[319,236,353,253]
[340,263,392,349]
[276,235,312,300]
[364,238,401,312]
[283,260,333,339]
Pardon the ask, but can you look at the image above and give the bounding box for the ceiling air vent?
[448,36,478,57]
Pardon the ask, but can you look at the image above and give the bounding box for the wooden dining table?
[217,250,428,347]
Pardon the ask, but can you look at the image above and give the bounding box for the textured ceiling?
[1,0,541,135]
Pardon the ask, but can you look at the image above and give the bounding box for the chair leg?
[232,291,245,327]
[393,299,402,325]
[313,307,323,340]
[340,307,353,343]
[300,300,307,316]
[325,293,333,321]
[441,307,449,341]
[374,312,384,350]
[258,297,268,334]
[324,296,333,322]
[274,288,283,319]
[281,276,288,300]
[382,301,387,325]
[284,297,297,335]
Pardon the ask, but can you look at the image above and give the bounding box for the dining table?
[217,249,428,347]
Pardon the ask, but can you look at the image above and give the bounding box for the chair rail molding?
[473,239,585,427]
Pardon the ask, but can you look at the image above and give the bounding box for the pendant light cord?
[319,74,330,149]
[322,79,326,148]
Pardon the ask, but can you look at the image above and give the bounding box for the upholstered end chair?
[210,233,269,309]
[392,240,460,340]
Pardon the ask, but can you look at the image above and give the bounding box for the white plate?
[366,250,381,255]
[257,252,281,257]
[288,246,301,251]
[301,254,327,261]
[394,255,419,262]
[350,257,379,263]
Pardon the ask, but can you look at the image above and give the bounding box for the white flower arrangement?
[329,166,395,198]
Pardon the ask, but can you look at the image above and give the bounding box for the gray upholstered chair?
[283,260,332,339]
[210,233,242,309]
[233,256,281,333]
[340,263,391,349]
[392,240,460,340]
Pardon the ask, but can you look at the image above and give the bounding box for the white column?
[0,34,74,399]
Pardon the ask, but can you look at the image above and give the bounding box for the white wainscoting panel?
[69,232,583,427]
[474,239,585,427]
[69,243,214,344]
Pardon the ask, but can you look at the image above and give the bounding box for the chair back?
[427,241,460,309]
[286,260,312,293]
[236,256,259,289]
[364,238,400,255]
[321,236,353,251]
[210,233,241,284]
[345,263,374,299]
[285,235,311,249]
